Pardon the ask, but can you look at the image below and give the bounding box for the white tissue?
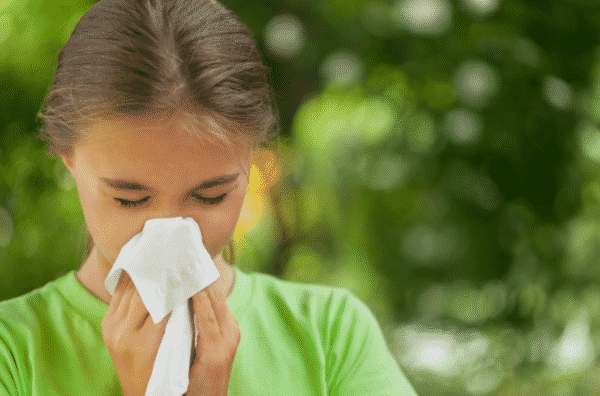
[104,216,220,396]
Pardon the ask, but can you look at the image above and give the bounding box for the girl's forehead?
[75,119,253,170]
[83,122,216,151]
[82,114,251,147]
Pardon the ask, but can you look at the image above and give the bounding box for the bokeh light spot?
[453,60,500,109]
[578,122,600,162]
[460,0,499,18]
[443,107,483,145]
[546,308,595,375]
[368,153,409,190]
[264,14,305,59]
[391,0,453,36]
[542,76,573,110]
[321,51,364,87]
[353,97,395,144]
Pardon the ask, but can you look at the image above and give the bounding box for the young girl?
[0,0,418,394]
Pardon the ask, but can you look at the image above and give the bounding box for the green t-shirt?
[0,260,418,395]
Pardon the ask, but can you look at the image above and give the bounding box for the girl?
[0,0,418,395]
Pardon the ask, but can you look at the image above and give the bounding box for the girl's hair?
[35,0,281,265]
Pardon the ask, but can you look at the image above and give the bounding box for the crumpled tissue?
[104,216,220,396]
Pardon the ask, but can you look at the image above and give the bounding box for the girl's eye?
[114,193,228,208]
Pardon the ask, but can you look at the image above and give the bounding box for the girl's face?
[60,116,254,267]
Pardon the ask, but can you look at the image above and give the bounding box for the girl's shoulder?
[239,268,365,325]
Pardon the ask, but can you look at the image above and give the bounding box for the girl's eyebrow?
[99,173,240,193]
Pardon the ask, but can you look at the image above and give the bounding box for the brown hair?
[35,0,281,265]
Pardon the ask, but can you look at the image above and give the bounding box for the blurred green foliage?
[4,0,600,394]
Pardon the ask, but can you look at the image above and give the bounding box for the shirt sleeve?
[0,330,19,396]
[325,289,418,396]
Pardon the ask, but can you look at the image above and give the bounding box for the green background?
[2,0,600,394]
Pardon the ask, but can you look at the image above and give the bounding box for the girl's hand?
[102,271,172,396]
[186,282,241,396]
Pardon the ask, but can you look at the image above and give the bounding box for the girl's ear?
[60,153,74,175]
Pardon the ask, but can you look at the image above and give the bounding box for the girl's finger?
[127,287,150,330]
[192,288,220,340]
[224,304,241,344]
[116,275,137,319]
[144,310,172,341]
[109,271,130,312]
[205,284,228,338]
